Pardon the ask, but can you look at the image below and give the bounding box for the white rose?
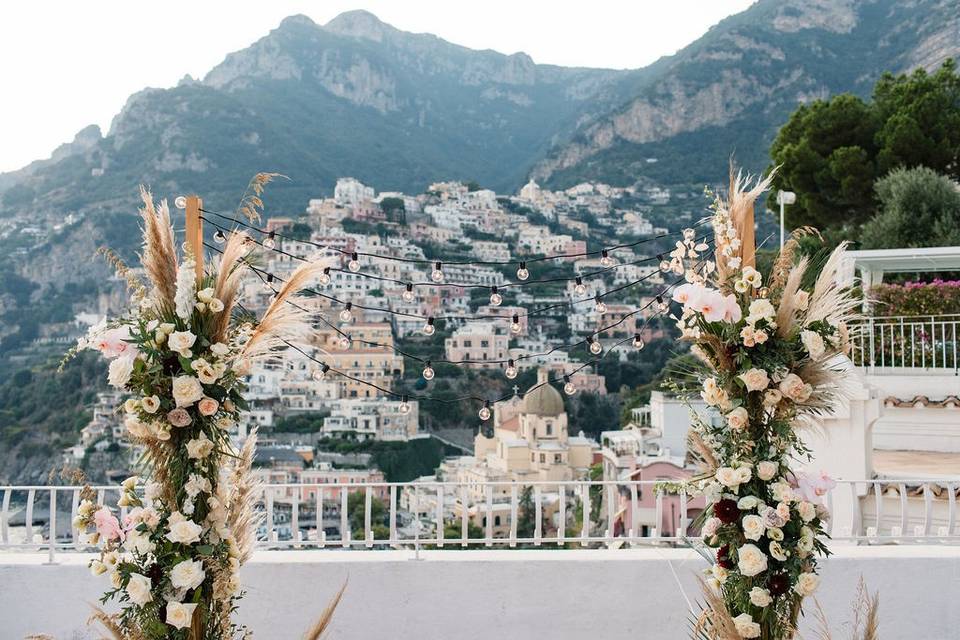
[737,496,760,510]
[736,543,768,577]
[738,368,769,392]
[141,395,161,413]
[747,298,775,322]
[716,467,740,488]
[771,482,795,503]
[733,613,761,638]
[140,507,161,530]
[172,375,204,408]
[170,559,206,591]
[726,407,749,430]
[749,587,772,608]
[801,330,826,360]
[166,601,199,630]
[124,529,156,555]
[757,461,778,481]
[210,342,230,357]
[208,298,225,313]
[186,433,215,459]
[735,466,752,484]
[108,356,135,389]
[798,526,815,555]
[741,515,766,541]
[798,501,817,522]
[794,572,820,596]
[168,330,197,356]
[126,573,153,605]
[165,512,203,545]
[779,373,812,403]
[196,364,219,385]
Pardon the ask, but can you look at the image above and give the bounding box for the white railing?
[851,314,960,371]
[0,479,957,561]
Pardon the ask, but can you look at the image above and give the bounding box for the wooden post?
[736,207,756,269]
[184,195,204,279]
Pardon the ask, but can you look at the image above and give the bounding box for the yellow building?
[314,322,404,398]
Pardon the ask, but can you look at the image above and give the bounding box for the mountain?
[532,0,960,187]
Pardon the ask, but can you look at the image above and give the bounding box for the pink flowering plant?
[66,187,329,639]
[667,172,861,640]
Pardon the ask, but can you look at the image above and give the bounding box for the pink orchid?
[672,283,705,307]
[722,293,742,323]
[95,326,136,360]
[795,470,837,503]
[698,289,728,323]
[93,506,125,542]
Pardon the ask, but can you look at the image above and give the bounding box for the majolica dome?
[522,382,565,416]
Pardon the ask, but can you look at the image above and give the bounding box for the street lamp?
[776,190,796,249]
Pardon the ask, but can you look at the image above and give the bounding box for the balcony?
[1,480,958,638]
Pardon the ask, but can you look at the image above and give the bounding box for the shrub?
[871,279,960,316]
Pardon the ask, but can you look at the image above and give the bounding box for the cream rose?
[198,397,219,416]
[733,613,761,638]
[779,373,812,403]
[726,407,749,430]
[735,466,752,484]
[756,461,778,481]
[166,601,198,630]
[165,512,202,545]
[210,342,230,357]
[763,389,782,408]
[736,543,768,577]
[141,395,161,413]
[771,481,794,503]
[170,559,206,591]
[749,587,772,608]
[801,329,826,360]
[798,526,815,555]
[737,496,760,510]
[167,329,197,356]
[186,433,215,459]
[208,298,225,313]
[715,467,740,488]
[126,573,153,605]
[197,287,215,304]
[738,368,769,392]
[794,572,820,596]
[172,375,204,408]
[108,356,135,389]
[798,501,817,522]
[741,515,766,541]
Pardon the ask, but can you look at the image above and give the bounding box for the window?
[554,454,562,463]
[539,454,545,463]
[546,424,553,436]
[494,515,501,526]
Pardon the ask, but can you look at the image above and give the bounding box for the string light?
[348,252,361,273]
[659,254,670,272]
[402,283,415,302]
[478,401,491,421]
[174,196,187,210]
[337,334,352,350]
[262,274,275,292]
[399,395,411,414]
[504,359,518,379]
[318,267,331,285]
[431,261,445,283]
[595,295,607,314]
[312,364,330,381]
[262,230,277,250]
[589,336,602,355]
[423,317,436,336]
[684,228,696,241]
[489,286,502,306]
[574,276,587,296]
[510,314,522,334]
[339,302,353,322]
[633,333,645,349]
[563,375,577,396]
[516,261,529,281]
[422,361,435,380]
[600,249,614,267]
[656,295,669,312]
[213,230,226,244]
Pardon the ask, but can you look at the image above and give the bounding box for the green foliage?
[314,436,455,482]
[870,279,960,316]
[860,166,960,249]
[272,412,329,434]
[769,59,960,234]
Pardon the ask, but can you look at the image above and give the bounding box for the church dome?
[522,382,565,416]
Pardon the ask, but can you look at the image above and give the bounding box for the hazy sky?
[1,0,754,172]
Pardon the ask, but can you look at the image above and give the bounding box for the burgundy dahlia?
[716,545,733,569]
[714,498,739,524]
[768,572,791,597]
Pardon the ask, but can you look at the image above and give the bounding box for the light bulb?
[563,375,577,396]
[656,295,669,312]
[337,334,352,350]
[213,230,226,244]
[422,362,435,381]
[318,267,331,285]
[348,252,361,273]
[478,402,491,421]
[659,255,670,272]
[589,338,602,355]
[402,283,415,302]
[262,274,275,293]
[339,302,353,323]
[174,196,187,210]
[574,276,587,297]
[399,396,411,414]
[683,228,696,242]
[262,231,276,250]
[595,296,607,314]
[510,314,522,334]
[505,359,518,379]
[312,364,329,381]
[633,334,645,349]
[516,261,529,281]
[600,249,614,267]
[423,317,436,336]
[489,286,502,306]
[431,261,444,283]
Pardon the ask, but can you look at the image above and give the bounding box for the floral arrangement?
[69,187,328,639]
[669,170,861,640]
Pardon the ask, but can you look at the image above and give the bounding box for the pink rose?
[198,397,219,416]
[93,506,124,542]
[95,326,137,360]
[167,408,193,428]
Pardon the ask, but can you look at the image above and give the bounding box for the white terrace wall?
[2,548,958,640]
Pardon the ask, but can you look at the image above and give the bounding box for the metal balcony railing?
[851,314,960,371]
[1,479,957,561]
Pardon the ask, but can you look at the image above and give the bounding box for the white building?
[334,177,375,206]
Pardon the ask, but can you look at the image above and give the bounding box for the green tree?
[769,59,960,234]
[379,196,406,224]
[860,166,960,249]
